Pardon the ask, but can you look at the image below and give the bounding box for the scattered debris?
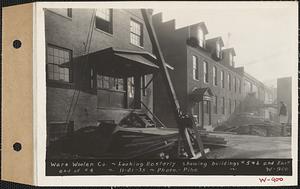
[214,113,288,137]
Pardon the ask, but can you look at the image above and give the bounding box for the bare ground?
[206,133,291,159]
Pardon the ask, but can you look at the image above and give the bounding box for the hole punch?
[13,40,22,49]
[13,142,22,152]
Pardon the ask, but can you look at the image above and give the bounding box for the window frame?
[46,44,72,84]
[221,70,224,88]
[198,27,205,47]
[213,96,218,114]
[67,8,72,18]
[192,55,199,80]
[130,19,144,47]
[95,9,113,34]
[203,61,209,83]
[216,42,221,58]
[228,73,231,90]
[213,66,217,86]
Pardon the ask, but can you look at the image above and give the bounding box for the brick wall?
[45,9,155,130]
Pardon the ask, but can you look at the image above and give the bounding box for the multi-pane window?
[213,66,217,86]
[221,97,225,115]
[213,96,218,114]
[198,27,204,47]
[130,19,143,47]
[221,70,224,88]
[192,56,199,80]
[95,9,113,34]
[47,45,71,82]
[97,74,124,91]
[228,73,231,90]
[203,61,208,83]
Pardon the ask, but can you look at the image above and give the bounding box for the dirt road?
[207,133,291,159]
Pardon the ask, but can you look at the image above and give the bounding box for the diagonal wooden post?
[141,9,206,158]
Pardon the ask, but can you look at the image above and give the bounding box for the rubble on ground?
[214,113,287,137]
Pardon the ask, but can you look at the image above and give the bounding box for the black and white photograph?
[39,2,297,183]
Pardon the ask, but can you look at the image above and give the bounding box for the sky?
[153,2,298,87]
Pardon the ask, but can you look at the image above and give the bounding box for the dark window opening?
[95,9,113,34]
[67,8,72,18]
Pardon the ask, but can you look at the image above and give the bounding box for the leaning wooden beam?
[141,9,207,159]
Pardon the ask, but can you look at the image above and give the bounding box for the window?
[141,75,146,96]
[128,77,135,98]
[97,74,124,91]
[228,73,231,90]
[67,8,72,18]
[95,9,113,34]
[198,27,204,47]
[213,96,218,114]
[229,52,234,66]
[46,45,71,82]
[234,77,237,92]
[130,19,143,47]
[192,56,199,80]
[203,61,208,83]
[229,99,232,114]
[221,70,224,88]
[216,42,221,58]
[221,97,225,115]
[213,66,217,86]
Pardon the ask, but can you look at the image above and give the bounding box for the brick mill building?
[152,13,271,130]
[45,8,165,142]
[45,8,274,142]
